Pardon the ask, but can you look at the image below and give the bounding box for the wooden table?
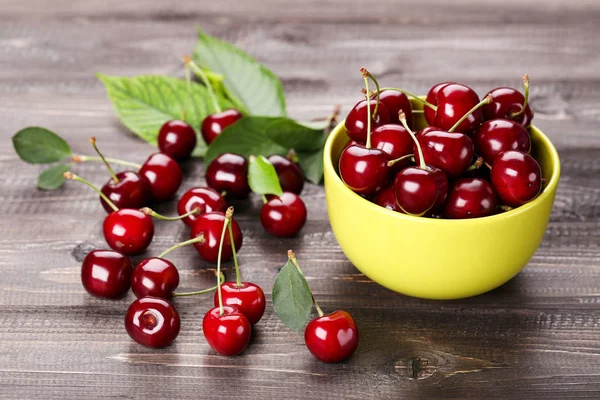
[1,1,599,398]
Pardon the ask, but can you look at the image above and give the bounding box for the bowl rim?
[324,119,561,225]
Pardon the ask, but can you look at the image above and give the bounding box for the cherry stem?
[387,153,414,167]
[185,55,221,114]
[73,155,142,169]
[448,95,493,133]
[216,206,234,316]
[379,87,437,111]
[399,111,426,170]
[260,194,268,204]
[360,67,381,119]
[228,223,242,287]
[363,76,372,149]
[465,157,484,171]
[158,235,206,258]
[172,272,225,297]
[63,172,118,212]
[510,74,530,119]
[89,137,119,183]
[141,207,199,221]
[287,250,324,318]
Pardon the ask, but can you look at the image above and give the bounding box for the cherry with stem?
[510,74,530,119]
[447,95,493,133]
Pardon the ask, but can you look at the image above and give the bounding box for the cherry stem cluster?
[363,74,373,149]
[63,172,118,212]
[398,111,426,170]
[510,74,530,119]
[89,137,119,183]
[360,67,381,119]
[228,221,242,287]
[216,207,234,316]
[185,55,222,114]
[158,235,206,259]
[287,250,324,318]
[172,272,225,297]
[448,95,493,133]
[141,207,199,221]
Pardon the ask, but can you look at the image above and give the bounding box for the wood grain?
[1,0,600,398]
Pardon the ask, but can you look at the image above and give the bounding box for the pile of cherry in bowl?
[340,69,543,219]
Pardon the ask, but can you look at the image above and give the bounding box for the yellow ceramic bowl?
[324,99,560,299]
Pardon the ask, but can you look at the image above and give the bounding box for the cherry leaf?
[37,164,71,190]
[272,260,313,332]
[248,155,283,197]
[12,127,72,164]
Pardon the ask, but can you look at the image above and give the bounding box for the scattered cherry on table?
[81,250,132,299]
[125,296,181,348]
[131,257,179,299]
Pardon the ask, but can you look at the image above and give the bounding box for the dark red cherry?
[339,144,389,195]
[491,150,542,207]
[414,130,474,177]
[190,211,243,263]
[474,118,531,165]
[344,99,390,143]
[443,178,498,219]
[177,187,227,227]
[81,250,132,299]
[371,124,413,171]
[157,120,197,161]
[100,171,151,214]
[203,305,251,356]
[260,192,307,237]
[267,155,304,195]
[139,153,183,202]
[304,310,359,363]
[393,166,448,216]
[131,257,179,299]
[201,109,243,145]
[125,296,180,348]
[372,185,402,212]
[371,90,412,128]
[483,87,533,127]
[424,82,454,126]
[206,153,251,199]
[103,209,154,255]
[427,83,482,134]
[417,126,439,136]
[214,282,266,325]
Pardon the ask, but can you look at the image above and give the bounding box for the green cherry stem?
[360,67,381,119]
[89,137,119,183]
[448,95,493,133]
[172,272,225,297]
[379,87,438,111]
[387,153,414,167]
[185,55,222,114]
[465,156,484,172]
[398,111,426,170]
[63,172,118,212]
[141,207,199,221]
[228,223,242,287]
[510,74,530,119]
[287,250,324,318]
[72,155,142,169]
[158,236,206,259]
[216,206,234,316]
[362,73,373,149]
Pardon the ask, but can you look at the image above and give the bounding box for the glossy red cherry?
[81,250,132,299]
[214,282,266,325]
[424,82,454,126]
[443,178,498,219]
[416,126,439,136]
[425,83,482,134]
[483,87,533,127]
[157,120,197,161]
[304,310,359,363]
[491,150,542,207]
[190,211,243,263]
[414,130,474,177]
[371,90,412,128]
[474,118,531,165]
[267,155,305,195]
[103,209,154,255]
[371,124,413,171]
[125,296,180,348]
[344,99,390,143]
[99,171,151,214]
[339,144,389,195]
[131,257,179,299]
[393,166,448,216]
[139,153,183,202]
[372,185,402,212]
[201,109,243,145]
[260,192,307,237]
[206,153,251,198]
[203,305,251,356]
[177,187,227,227]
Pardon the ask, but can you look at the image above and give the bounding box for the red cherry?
[426,83,482,134]
[103,209,154,255]
[372,185,402,212]
[304,310,359,363]
[339,144,389,195]
[393,166,448,216]
[416,126,439,136]
[414,130,474,177]
[371,90,413,128]
[483,87,533,127]
[131,257,179,299]
[203,305,251,356]
[201,109,243,145]
[474,118,531,165]
[214,282,266,325]
[267,155,305,195]
[260,192,307,237]
[99,171,151,214]
[157,120,197,161]
[424,82,454,126]
[491,150,542,207]
[344,99,390,143]
[443,178,498,219]
[125,297,180,348]
[139,153,183,202]
[206,153,250,198]
[177,187,227,227]
[81,250,132,299]
[371,124,413,171]
[190,211,243,263]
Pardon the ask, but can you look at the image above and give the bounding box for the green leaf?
[12,127,72,164]
[248,155,283,196]
[193,27,286,117]
[272,260,314,332]
[97,74,234,157]
[297,144,326,184]
[37,163,71,190]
